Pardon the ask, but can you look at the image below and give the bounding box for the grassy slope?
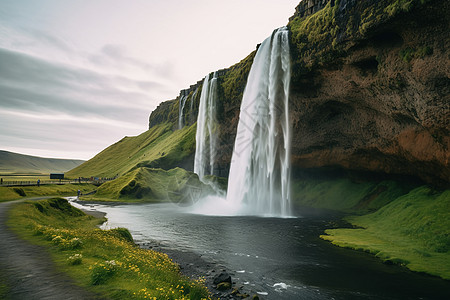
[292,178,411,213]
[91,167,212,203]
[0,184,97,202]
[320,187,450,280]
[66,123,196,179]
[8,198,210,299]
[0,150,84,174]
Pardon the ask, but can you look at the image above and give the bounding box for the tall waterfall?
[226,27,292,217]
[194,72,218,180]
[178,94,188,129]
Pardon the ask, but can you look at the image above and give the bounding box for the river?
[70,199,450,299]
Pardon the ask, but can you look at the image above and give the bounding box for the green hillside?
[92,167,212,203]
[321,187,450,280]
[0,150,85,174]
[66,123,196,179]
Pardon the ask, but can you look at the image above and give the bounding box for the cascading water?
[178,94,188,129]
[226,27,292,217]
[194,72,218,180]
[190,88,198,113]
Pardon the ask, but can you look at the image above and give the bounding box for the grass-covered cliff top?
[219,51,256,108]
[67,123,196,179]
[288,0,433,77]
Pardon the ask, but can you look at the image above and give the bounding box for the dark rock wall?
[289,0,449,186]
[289,0,334,21]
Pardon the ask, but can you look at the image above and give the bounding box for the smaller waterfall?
[194,72,219,180]
[226,27,292,217]
[190,88,198,113]
[178,94,188,129]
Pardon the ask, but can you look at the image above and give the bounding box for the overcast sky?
[0,0,299,160]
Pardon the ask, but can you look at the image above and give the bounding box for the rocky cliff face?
[289,0,449,186]
[148,0,449,186]
[289,0,333,21]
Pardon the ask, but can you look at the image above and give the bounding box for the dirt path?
[0,200,105,300]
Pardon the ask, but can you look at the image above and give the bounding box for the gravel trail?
[0,200,105,300]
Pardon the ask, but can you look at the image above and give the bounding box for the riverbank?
[291,175,450,281]
[320,186,450,280]
[138,240,257,299]
[77,179,450,283]
[83,201,450,299]
[6,198,211,299]
[72,198,263,299]
[0,199,105,299]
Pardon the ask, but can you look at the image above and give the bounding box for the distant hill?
[0,150,85,174]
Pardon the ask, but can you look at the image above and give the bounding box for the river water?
[70,200,450,299]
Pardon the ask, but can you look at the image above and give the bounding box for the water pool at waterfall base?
[70,199,450,300]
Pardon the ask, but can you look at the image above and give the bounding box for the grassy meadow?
[0,184,97,202]
[8,198,211,299]
[321,187,450,280]
[292,177,412,213]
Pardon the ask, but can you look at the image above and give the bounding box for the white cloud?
[0,0,299,160]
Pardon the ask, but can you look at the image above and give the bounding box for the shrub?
[47,198,85,216]
[51,235,83,250]
[33,203,44,213]
[51,235,64,245]
[109,227,133,243]
[90,260,117,285]
[69,237,83,249]
[399,46,433,62]
[67,254,83,265]
[13,188,26,197]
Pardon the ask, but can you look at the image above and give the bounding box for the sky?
[0,0,299,160]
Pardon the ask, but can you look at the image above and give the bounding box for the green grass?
[220,51,255,107]
[8,198,211,299]
[288,0,432,80]
[67,123,197,179]
[0,184,97,202]
[90,167,212,203]
[289,1,340,53]
[399,46,433,62]
[292,177,410,213]
[321,186,450,279]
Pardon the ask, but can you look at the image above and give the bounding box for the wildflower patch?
[8,198,211,299]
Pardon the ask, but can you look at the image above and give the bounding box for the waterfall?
[226,27,291,217]
[194,72,218,180]
[190,88,198,113]
[178,94,188,129]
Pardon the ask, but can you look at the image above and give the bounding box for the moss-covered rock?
[93,167,213,203]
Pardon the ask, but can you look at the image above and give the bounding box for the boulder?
[213,272,232,285]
